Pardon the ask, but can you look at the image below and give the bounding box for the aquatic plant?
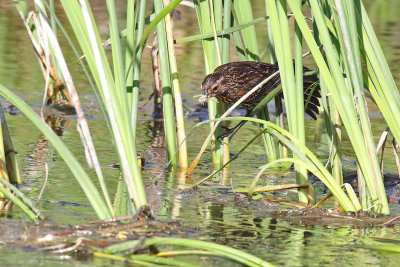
[2,0,399,223]
[186,0,400,214]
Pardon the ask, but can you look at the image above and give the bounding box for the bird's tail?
[303,74,321,120]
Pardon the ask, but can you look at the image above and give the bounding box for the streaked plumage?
[201,61,320,119]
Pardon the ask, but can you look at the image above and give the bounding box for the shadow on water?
[1,0,400,266]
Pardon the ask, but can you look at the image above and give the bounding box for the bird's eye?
[207,85,217,96]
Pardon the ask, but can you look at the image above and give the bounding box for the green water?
[1,0,400,266]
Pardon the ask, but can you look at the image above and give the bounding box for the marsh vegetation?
[1,0,400,266]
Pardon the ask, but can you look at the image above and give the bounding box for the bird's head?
[201,72,224,98]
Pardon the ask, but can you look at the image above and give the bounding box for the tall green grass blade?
[233,1,277,164]
[163,0,188,169]
[265,1,284,160]
[129,0,146,141]
[38,0,110,134]
[114,177,134,217]
[13,0,28,18]
[233,0,259,61]
[154,0,178,167]
[265,2,277,63]
[344,183,362,210]
[60,0,111,101]
[231,21,247,61]
[36,0,60,80]
[37,6,115,214]
[125,0,135,107]
[106,0,128,114]
[287,0,389,214]
[62,0,147,211]
[210,0,229,179]
[320,78,343,185]
[193,0,223,171]
[49,0,56,32]
[357,2,400,144]
[222,0,232,63]
[333,0,378,207]
[266,0,308,203]
[293,0,309,202]
[358,2,400,103]
[213,0,223,53]
[321,0,387,213]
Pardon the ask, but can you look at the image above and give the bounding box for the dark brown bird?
[201,61,321,137]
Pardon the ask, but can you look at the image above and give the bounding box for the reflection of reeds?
[23,115,70,181]
[144,118,166,215]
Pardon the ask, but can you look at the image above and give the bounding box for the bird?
[201,61,321,138]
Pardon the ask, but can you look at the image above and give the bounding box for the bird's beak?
[198,94,218,104]
[198,94,208,104]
